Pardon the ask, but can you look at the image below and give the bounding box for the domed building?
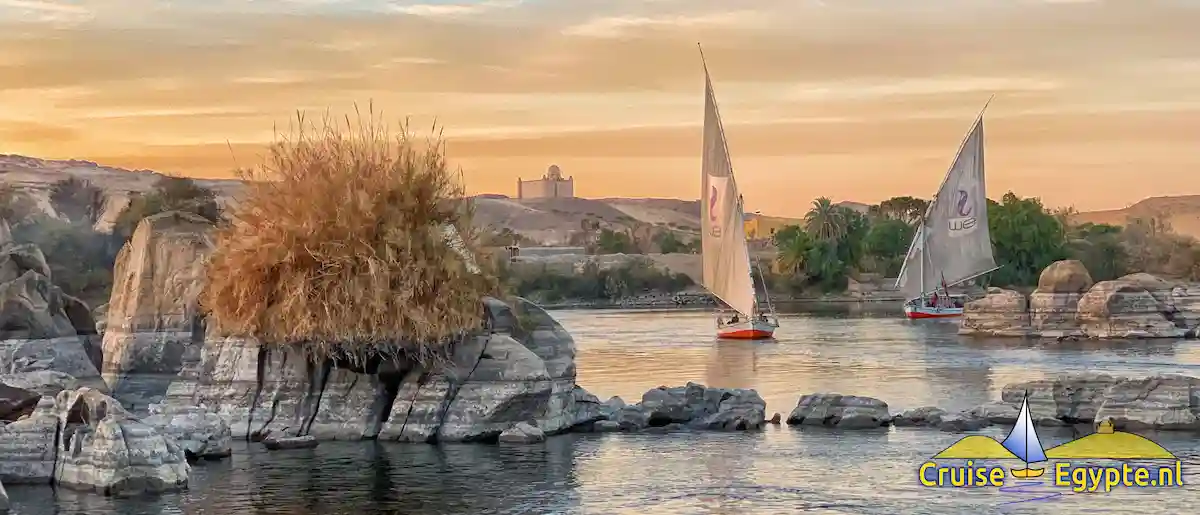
[517,164,575,199]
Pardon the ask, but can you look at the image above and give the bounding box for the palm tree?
[775,229,813,275]
[804,197,846,241]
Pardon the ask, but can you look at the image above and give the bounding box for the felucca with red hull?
[698,44,779,339]
[896,101,1001,319]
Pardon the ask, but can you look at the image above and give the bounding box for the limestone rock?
[787,394,889,429]
[1077,280,1185,338]
[0,382,38,422]
[1036,260,1093,294]
[0,370,79,397]
[0,270,76,340]
[1001,373,1119,423]
[263,435,318,451]
[498,422,545,444]
[0,244,50,285]
[0,397,56,484]
[175,297,602,444]
[613,405,650,431]
[600,396,625,419]
[892,406,946,427]
[592,420,620,432]
[142,403,232,461]
[1,336,106,392]
[1094,375,1200,430]
[959,288,1032,337]
[937,412,991,432]
[768,412,781,424]
[53,388,190,495]
[965,402,1019,424]
[102,211,214,414]
[637,382,766,431]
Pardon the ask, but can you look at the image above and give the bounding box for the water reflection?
[10,308,1200,514]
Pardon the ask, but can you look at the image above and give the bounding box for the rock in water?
[959,287,1032,337]
[52,388,190,495]
[1029,260,1092,337]
[163,296,603,443]
[638,382,766,431]
[498,422,545,444]
[1094,375,1200,430]
[787,394,890,429]
[891,406,946,427]
[263,435,318,451]
[101,211,214,415]
[0,396,56,484]
[141,404,232,461]
[1077,280,1186,338]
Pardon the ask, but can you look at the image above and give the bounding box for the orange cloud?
[0,0,1197,216]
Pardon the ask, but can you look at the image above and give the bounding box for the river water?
[7,306,1200,514]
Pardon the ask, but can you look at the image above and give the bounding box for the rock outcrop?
[0,382,38,422]
[961,260,1190,338]
[959,287,1031,336]
[1077,279,1186,338]
[786,394,890,429]
[153,296,604,443]
[0,243,106,392]
[578,382,767,433]
[891,373,1200,433]
[1029,260,1092,337]
[101,211,214,414]
[141,403,232,461]
[0,388,190,495]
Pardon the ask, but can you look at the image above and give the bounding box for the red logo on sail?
[708,185,722,237]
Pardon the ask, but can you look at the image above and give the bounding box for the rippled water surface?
[9,306,1200,514]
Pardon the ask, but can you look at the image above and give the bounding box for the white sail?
[1001,394,1047,464]
[700,69,758,318]
[895,115,996,299]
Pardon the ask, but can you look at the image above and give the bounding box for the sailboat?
[895,102,1001,319]
[698,44,779,340]
[1002,392,1048,478]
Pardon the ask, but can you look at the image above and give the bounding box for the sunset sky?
[1,0,1197,217]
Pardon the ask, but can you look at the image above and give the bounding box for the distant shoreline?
[537,294,907,311]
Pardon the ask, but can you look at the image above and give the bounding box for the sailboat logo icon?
[1000,393,1047,478]
[918,390,1185,493]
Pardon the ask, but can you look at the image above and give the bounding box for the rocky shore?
[5,211,1200,503]
[961,259,1198,338]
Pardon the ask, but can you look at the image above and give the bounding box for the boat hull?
[717,319,777,339]
[903,305,964,319]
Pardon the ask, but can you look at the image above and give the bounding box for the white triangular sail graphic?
[1001,393,1047,464]
[699,63,757,318]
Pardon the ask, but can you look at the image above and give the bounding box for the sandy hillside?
[1072,195,1200,239]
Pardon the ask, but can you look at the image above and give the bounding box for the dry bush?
[201,107,497,367]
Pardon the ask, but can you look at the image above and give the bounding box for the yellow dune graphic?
[933,435,1020,460]
[931,420,1177,461]
[1044,420,1177,460]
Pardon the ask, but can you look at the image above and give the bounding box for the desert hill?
[6,153,1194,243]
[1070,195,1200,239]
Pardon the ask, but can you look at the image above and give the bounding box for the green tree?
[1065,223,1128,282]
[804,197,846,241]
[834,207,869,270]
[863,218,915,276]
[654,230,691,254]
[774,226,813,275]
[987,192,1068,287]
[114,176,220,242]
[49,177,106,225]
[870,196,929,225]
[595,228,637,254]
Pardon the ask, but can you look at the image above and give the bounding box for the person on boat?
[930,291,939,308]
[729,314,740,324]
[759,313,769,323]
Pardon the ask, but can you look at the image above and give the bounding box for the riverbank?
[537,290,909,310]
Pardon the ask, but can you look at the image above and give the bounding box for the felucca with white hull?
[698,44,779,339]
[895,101,1001,319]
